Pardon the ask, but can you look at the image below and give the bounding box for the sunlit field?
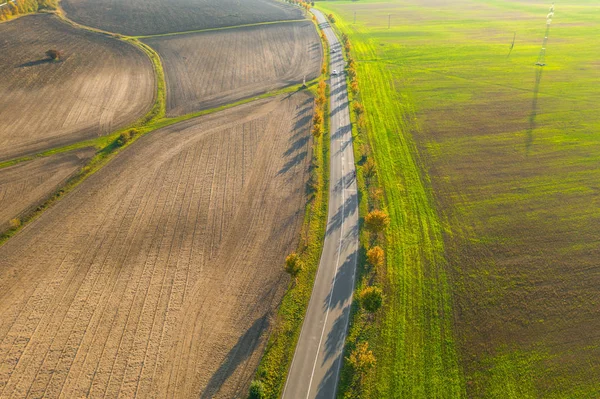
[318,0,600,397]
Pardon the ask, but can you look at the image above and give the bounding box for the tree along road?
[282,9,359,399]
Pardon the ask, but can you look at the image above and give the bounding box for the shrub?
[313,110,323,126]
[45,49,62,61]
[366,246,384,268]
[248,380,266,399]
[116,129,136,146]
[360,286,383,313]
[285,253,304,279]
[347,341,376,379]
[9,218,21,229]
[364,210,389,233]
[350,80,359,95]
[363,157,377,179]
[312,124,322,138]
[352,101,364,115]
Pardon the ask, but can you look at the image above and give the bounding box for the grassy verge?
[251,16,329,399]
[321,18,386,399]
[317,5,465,398]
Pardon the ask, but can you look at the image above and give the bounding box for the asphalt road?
[281,9,359,399]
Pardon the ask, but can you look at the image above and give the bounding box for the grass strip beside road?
[317,5,465,398]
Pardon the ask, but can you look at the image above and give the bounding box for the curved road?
[282,9,359,399]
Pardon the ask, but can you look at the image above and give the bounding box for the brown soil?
[0,93,314,398]
[0,148,95,233]
[144,21,322,117]
[0,14,155,162]
[61,0,304,36]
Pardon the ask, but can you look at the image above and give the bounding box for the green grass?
[318,5,464,397]
[318,0,600,397]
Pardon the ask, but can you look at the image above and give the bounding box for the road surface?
[282,9,359,399]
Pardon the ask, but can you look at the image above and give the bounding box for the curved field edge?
[0,6,321,247]
[54,11,167,123]
[252,11,330,398]
[316,5,465,398]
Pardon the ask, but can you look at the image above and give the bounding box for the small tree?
[312,124,322,138]
[248,380,266,399]
[366,246,384,268]
[9,218,21,229]
[363,157,377,179]
[364,210,389,234]
[360,286,383,313]
[313,110,323,126]
[285,253,304,281]
[347,341,376,383]
[350,80,359,95]
[352,100,364,115]
[116,129,136,146]
[46,49,62,61]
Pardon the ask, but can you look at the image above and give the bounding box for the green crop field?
[317,0,600,397]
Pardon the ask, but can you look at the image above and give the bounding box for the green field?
[317,0,600,397]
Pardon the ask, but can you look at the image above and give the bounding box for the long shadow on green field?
[526,67,544,154]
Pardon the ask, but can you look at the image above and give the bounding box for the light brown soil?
[61,0,304,36]
[0,93,314,398]
[0,14,155,162]
[0,148,95,233]
[144,21,322,117]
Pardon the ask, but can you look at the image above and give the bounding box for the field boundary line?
[133,18,309,39]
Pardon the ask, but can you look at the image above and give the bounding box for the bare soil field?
[0,148,95,233]
[0,93,314,398]
[144,21,321,117]
[61,0,304,36]
[0,14,155,162]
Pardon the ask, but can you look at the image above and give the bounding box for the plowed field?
[144,21,321,116]
[0,148,95,233]
[61,0,304,36]
[0,93,314,398]
[0,14,155,161]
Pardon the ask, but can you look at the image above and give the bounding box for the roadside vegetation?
[251,15,330,398]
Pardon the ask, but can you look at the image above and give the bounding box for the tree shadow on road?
[315,350,342,398]
[323,305,351,365]
[326,191,357,236]
[322,250,357,313]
